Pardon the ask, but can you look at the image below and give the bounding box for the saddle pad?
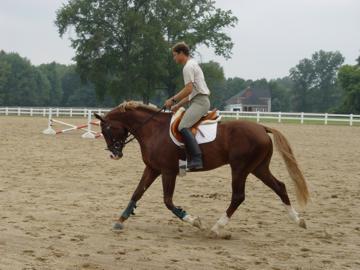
[169,108,220,146]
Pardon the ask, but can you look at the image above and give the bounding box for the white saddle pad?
[169,108,220,147]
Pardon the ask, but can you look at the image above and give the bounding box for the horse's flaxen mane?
[117,101,159,113]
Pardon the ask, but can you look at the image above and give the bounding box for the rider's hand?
[164,98,174,109]
[171,104,180,113]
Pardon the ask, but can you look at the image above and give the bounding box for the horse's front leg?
[161,172,203,230]
[113,166,160,230]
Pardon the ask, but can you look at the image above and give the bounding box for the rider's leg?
[179,128,203,169]
[178,95,210,170]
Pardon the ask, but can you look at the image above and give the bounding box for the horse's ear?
[94,113,105,122]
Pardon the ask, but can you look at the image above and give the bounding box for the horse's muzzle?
[110,152,123,160]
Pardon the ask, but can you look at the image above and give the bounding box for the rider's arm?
[173,82,193,102]
[176,96,190,107]
[165,82,193,108]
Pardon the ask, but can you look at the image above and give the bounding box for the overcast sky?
[1,0,359,80]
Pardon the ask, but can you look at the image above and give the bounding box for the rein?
[122,105,166,145]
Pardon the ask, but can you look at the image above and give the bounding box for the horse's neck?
[121,109,168,138]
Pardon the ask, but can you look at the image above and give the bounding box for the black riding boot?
[179,128,203,170]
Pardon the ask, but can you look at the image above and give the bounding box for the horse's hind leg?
[253,160,306,229]
[210,165,249,238]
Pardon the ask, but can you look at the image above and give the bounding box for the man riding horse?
[94,42,309,238]
[164,42,210,170]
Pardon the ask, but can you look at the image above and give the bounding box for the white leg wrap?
[183,214,203,229]
[183,214,196,225]
[284,204,300,224]
[211,213,230,234]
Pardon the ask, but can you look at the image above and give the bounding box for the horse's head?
[94,113,129,160]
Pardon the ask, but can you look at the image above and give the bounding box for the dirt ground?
[0,116,359,270]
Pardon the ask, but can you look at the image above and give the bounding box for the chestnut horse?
[95,101,309,238]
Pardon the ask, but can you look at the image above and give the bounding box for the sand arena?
[0,117,359,270]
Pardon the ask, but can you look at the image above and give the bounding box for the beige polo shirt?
[183,58,211,100]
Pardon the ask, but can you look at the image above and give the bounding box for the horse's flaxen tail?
[264,126,309,207]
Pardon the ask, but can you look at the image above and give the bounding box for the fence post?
[256,111,260,123]
[17,107,21,116]
[82,110,96,139]
[42,108,56,135]
[43,108,46,117]
[70,108,73,117]
[325,113,328,125]
[5,107,8,116]
[236,111,239,120]
[56,108,59,117]
[278,112,282,123]
[30,108,33,116]
[350,114,353,126]
[301,112,304,124]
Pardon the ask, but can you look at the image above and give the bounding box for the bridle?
[103,106,166,156]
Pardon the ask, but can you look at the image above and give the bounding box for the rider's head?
[172,42,190,65]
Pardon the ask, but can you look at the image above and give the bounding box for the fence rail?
[220,111,360,126]
[0,107,110,117]
[1,107,360,126]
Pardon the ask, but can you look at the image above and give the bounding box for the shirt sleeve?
[183,64,195,85]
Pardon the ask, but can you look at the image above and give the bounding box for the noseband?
[101,125,124,155]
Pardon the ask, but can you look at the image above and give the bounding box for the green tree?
[156,0,238,97]
[133,15,168,104]
[289,50,344,112]
[55,0,237,104]
[269,77,292,112]
[61,65,105,107]
[200,61,225,109]
[223,77,248,102]
[337,64,360,113]
[0,51,51,106]
[0,52,11,105]
[38,62,63,106]
[289,58,316,112]
[311,51,344,111]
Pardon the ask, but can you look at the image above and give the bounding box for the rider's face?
[173,51,186,64]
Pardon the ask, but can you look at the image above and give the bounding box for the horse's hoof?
[208,230,218,239]
[299,218,307,229]
[193,217,205,230]
[208,230,232,240]
[112,222,124,231]
[220,232,232,240]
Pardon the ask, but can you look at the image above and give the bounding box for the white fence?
[0,107,360,126]
[0,107,110,117]
[220,111,360,126]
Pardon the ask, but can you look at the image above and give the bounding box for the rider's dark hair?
[172,42,190,56]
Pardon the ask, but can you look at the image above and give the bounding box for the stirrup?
[186,156,203,170]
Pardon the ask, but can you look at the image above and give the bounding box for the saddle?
[170,107,221,143]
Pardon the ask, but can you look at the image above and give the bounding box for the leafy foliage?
[0,50,110,107]
[55,0,237,103]
[337,64,360,113]
[200,61,226,109]
[0,51,50,106]
[289,50,344,112]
